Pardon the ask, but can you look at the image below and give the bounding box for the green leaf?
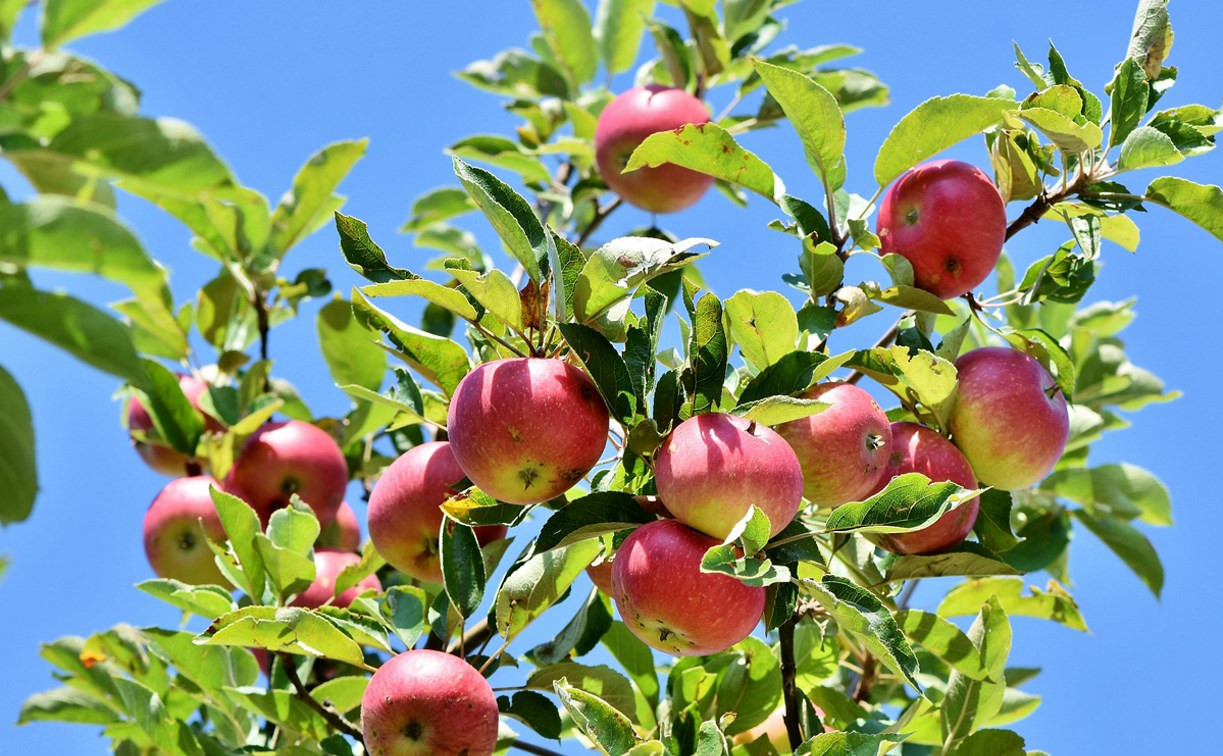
[751,59,846,190]
[270,140,367,256]
[458,49,570,99]
[535,492,654,552]
[1126,0,1173,79]
[874,95,1014,186]
[402,187,477,232]
[449,267,524,330]
[1014,107,1103,152]
[575,236,714,325]
[256,501,320,601]
[625,123,783,202]
[41,0,165,47]
[335,212,413,283]
[453,157,548,284]
[895,609,990,681]
[602,621,661,711]
[136,359,203,454]
[1144,177,1223,243]
[688,291,728,415]
[554,680,640,754]
[1072,510,1163,598]
[594,0,656,75]
[804,575,921,690]
[499,690,563,740]
[1118,126,1184,171]
[723,290,798,371]
[496,539,601,640]
[1109,58,1149,148]
[380,585,429,648]
[529,662,638,721]
[799,732,906,755]
[1041,463,1171,526]
[18,687,119,725]
[733,395,829,426]
[202,606,367,666]
[441,487,528,527]
[311,676,369,715]
[351,288,471,396]
[646,19,692,90]
[558,322,636,423]
[448,135,551,185]
[938,577,1087,632]
[441,520,487,618]
[942,597,1010,746]
[532,0,598,85]
[362,278,479,323]
[317,298,386,393]
[136,579,235,619]
[737,350,845,404]
[208,486,266,600]
[624,288,667,402]
[949,729,1026,756]
[824,473,982,535]
[550,229,585,321]
[527,588,613,666]
[333,541,386,598]
[845,345,958,430]
[143,627,258,694]
[884,544,1023,582]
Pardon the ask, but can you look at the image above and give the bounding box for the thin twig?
[447,617,494,655]
[278,654,365,744]
[897,579,921,610]
[574,197,623,248]
[511,740,566,756]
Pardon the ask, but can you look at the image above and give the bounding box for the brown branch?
[574,197,622,248]
[852,653,877,702]
[447,617,494,655]
[778,615,804,752]
[511,740,565,756]
[278,653,365,744]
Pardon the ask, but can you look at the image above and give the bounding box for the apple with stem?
[447,358,609,505]
[595,85,714,213]
[143,476,234,585]
[655,413,803,540]
[227,420,348,527]
[361,649,499,756]
[611,519,764,656]
[776,382,893,507]
[128,374,222,476]
[367,441,508,583]
[949,347,1070,490]
[877,159,1007,299]
[289,548,381,609]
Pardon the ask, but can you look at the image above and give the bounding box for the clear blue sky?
[2,1,1221,753]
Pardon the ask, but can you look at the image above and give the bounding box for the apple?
[143,476,231,585]
[361,649,499,756]
[776,383,893,507]
[595,85,714,213]
[289,548,382,609]
[611,519,764,656]
[876,159,1006,299]
[447,358,610,505]
[367,441,508,583]
[587,556,614,595]
[317,500,361,552]
[949,347,1070,490]
[128,374,222,476]
[872,422,980,555]
[228,420,348,527]
[654,413,803,539]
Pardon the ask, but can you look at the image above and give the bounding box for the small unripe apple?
[290,548,382,609]
[776,383,893,507]
[228,420,348,527]
[732,705,832,752]
[595,85,714,213]
[368,441,508,583]
[612,519,764,656]
[655,413,803,539]
[877,159,1006,299]
[872,422,980,555]
[361,649,499,756]
[949,347,1069,490]
[447,358,609,505]
[128,374,222,476]
[317,500,361,552]
[143,476,230,585]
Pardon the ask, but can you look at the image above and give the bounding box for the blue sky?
[2,1,1221,753]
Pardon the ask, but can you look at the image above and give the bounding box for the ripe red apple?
[654,413,803,540]
[595,85,714,213]
[289,548,381,609]
[367,441,508,583]
[143,476,230,585]
[128,374,222,476]
[361,649,499,756]
[876,159,1006,299]
[871,422,980,555]
[447,358,610,505]
[776,383,893,507]
[317,500,361,552]
[949,347,1069,490]
[611,519,764,656]
[228,420,348,527]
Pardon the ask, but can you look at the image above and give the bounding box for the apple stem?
[278,652,365,744]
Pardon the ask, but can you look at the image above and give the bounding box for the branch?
[843,316,905,386]
[447,617,494,655]
[251,288,273,391]
[574,197,622,248]
[278,654,365,744]
[778,615,804,752]
[851,653,877,703]
[511,740,566,756]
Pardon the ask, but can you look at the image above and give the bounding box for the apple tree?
[4,0,1213,754]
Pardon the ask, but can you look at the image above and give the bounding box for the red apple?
[595,85,714,213]
[655,413,803,540]
[776,383,893,507]
[611,519,764,656]
[143,476,229,585]
[949,347,1070,490]
[872,422,980,555]
[289,548,381,609]
[128,374,222,476]
[361,649,499,756]
[447,358,610,505]
[228,420,347,527]
[587,556,614,595]
[877,159,1006,299]
[317,500,361,552]
[367,442,508,583]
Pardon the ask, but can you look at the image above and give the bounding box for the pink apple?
[949,347,1070,490]
[595,85,714,213]
[361,649,499,756]
[872,422,980,555]
[655,413,803,539]
[877,159,1006,299]
[447,358,610,505]
[228,420,348,527]
[128,374,223,476]
[587,557,614,595]
[367,441,508,583]
[143,476,230,585]
[317,500,361,552]
[611,519,764,656]
[289,548,381,609]
[776,383,893,507]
